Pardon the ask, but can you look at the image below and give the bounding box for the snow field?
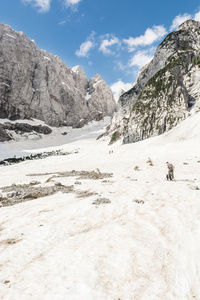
[0,114,200,299]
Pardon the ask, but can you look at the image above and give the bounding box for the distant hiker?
[166,162,174,180]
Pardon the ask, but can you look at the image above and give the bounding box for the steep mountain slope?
[0,24,116,128]
[109,20,200,144]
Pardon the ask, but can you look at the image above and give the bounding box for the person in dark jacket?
[166,162,174,180]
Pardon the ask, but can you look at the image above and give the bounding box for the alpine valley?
[0,20,200,300]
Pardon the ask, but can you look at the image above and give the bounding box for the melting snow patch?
[71,66,80,74]
[93,80,102,86]
[4,34,16,39]
[1,82,10,87]
[85,93,91,100]
[61,82,71,89]
[44,56,51,62]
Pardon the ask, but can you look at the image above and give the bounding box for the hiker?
[166,162,174,180]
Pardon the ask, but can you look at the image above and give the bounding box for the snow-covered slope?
[0,113,200,299]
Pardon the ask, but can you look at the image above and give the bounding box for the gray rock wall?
[0,24,116,127]
[109,20,200,144]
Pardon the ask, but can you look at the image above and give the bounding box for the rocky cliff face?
[0,24,116,128]
[109,20,200,144]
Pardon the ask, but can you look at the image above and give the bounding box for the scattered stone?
[0,238,22,246]
[92,198,111,205]
[76,190,97,198]
[189,185,200,190]
[0,150,74,166]
[30,181,41,186]
[54,182,63,187]
[0,183,74,207]
[0,124,12,142]
[27,170,113,180]
[133,199,145,204]
[0,169,112,207]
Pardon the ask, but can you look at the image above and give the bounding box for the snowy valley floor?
[0,115,200,300]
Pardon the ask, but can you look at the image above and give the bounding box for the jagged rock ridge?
[109,20,200,144]
[0,24,116,128]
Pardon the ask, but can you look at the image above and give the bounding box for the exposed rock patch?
[0,149,75,166]
[92,198,111,205]
[27,170,113,180]
[0,170,113,207]
[0,122,52,142]
[0,182,74,207]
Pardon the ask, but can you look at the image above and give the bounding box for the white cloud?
[64,0,82,10]
[99,36,120,55]
[21,0,51,13]
[75,32,96,57]
[129,49,154,69]
[194,11,200,21]
[123,25,167,51]
[59,20,66,25]
[75,41,95,57]
[170,13,191,31]
[110,80,133,102]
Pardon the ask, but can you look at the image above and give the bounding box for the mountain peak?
[177,19,200,31]
[0,24,116,130]
[108,18,200,144]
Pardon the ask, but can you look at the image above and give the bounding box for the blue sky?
[0,0,200,99]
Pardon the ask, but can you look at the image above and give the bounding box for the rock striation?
[0,24,116,128]
[109,20,200,144]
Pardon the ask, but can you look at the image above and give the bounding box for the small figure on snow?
[166,162,174,180]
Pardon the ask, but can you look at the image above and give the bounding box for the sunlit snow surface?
[0,114,200,300]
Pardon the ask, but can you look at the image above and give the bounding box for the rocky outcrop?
[0,122,52,142]
[0,124,12,142]
[0,24,116,128]
[109,20,200,144]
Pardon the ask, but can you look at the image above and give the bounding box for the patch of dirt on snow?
[0,182,74,207]
[92,198,111,205]
[0,238,22,246]
[27,170,113,180]
[0,169,113,207]
[76,190,98,198]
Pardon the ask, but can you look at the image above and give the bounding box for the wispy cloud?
[21,0,51,13]
[110,80,133,102]
[75,32,96,57]
[22,0,82,12]
[194,10,200,21]
[63,0,82,11]
[129,48,155,69]
[99,35,120,55]
[170,13,191,31]
[59,20,66,25]
[123,25,167,52]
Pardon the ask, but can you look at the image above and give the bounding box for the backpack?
[168,163,173,169]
